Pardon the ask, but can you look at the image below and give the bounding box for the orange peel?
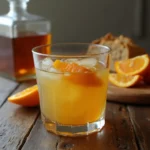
[109,73,142,88]
[8,85,39,107]
[115,54,149,76]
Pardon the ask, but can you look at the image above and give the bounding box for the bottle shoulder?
[0,14,13,26]
[0,13,50,26]
[0,13,51,38]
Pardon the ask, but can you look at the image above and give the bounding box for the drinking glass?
[32,43,111,136]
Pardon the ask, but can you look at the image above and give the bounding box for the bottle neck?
[8,1,28,17]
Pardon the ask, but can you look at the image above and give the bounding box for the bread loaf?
[92,33,146,71]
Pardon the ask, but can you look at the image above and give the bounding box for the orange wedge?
[143,62,150,84]
[109,73,141,88]
[67,72,102,86]
[8,85,39,107]
[53,60,101,86]
[53,60,91,73]
[115,54,149,76]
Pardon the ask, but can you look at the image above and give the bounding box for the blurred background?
[0,0,150,53]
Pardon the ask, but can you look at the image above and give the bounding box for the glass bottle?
[0,0,51,81]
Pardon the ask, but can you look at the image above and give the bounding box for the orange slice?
[143,62,150,84]
[115,54,149,75]
[8,85,39,107]
[53,60,101,86]
[53,60,91,73]
[67,72,102,86]
[109,73,141,88]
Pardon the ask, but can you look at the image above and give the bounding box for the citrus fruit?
[115,54,149,75]
[109,73,141,88]
[143,62,150,84]
[8,85,39,107]
[53,60,91,73]
[53,60,101,86]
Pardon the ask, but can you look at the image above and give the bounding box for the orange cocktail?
[32,43,111,136]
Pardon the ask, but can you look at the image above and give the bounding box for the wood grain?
[22,117,59,150]
[0,77,18,107]
[57,103,138,150]
[107,84,150,104]
[21,103,138,150]
[0,80,39,150]
[128,105,150,150]
[1,77,149,150]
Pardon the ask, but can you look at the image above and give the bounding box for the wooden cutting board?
[107,84,150,105]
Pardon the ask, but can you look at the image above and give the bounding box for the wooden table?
[0,76,149,150]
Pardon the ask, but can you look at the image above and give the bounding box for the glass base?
[41,114,105,137]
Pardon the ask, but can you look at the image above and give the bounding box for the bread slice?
[92,33,146,71]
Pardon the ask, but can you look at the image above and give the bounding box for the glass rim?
[32,43,111,58]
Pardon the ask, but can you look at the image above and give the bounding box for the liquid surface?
[0,34,51,80]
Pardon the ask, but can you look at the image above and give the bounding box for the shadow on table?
[57,121,117,150]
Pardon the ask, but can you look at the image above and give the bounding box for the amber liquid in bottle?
[0,34,51,81]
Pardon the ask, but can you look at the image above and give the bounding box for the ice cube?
[48,67,61,73]
[41,58,53,71]
[77,58,97,68]
[64,72,71,76]
[64,58,79,63]
[48,67,62,80]
[42,58,53,66]
[39,67,62,80]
